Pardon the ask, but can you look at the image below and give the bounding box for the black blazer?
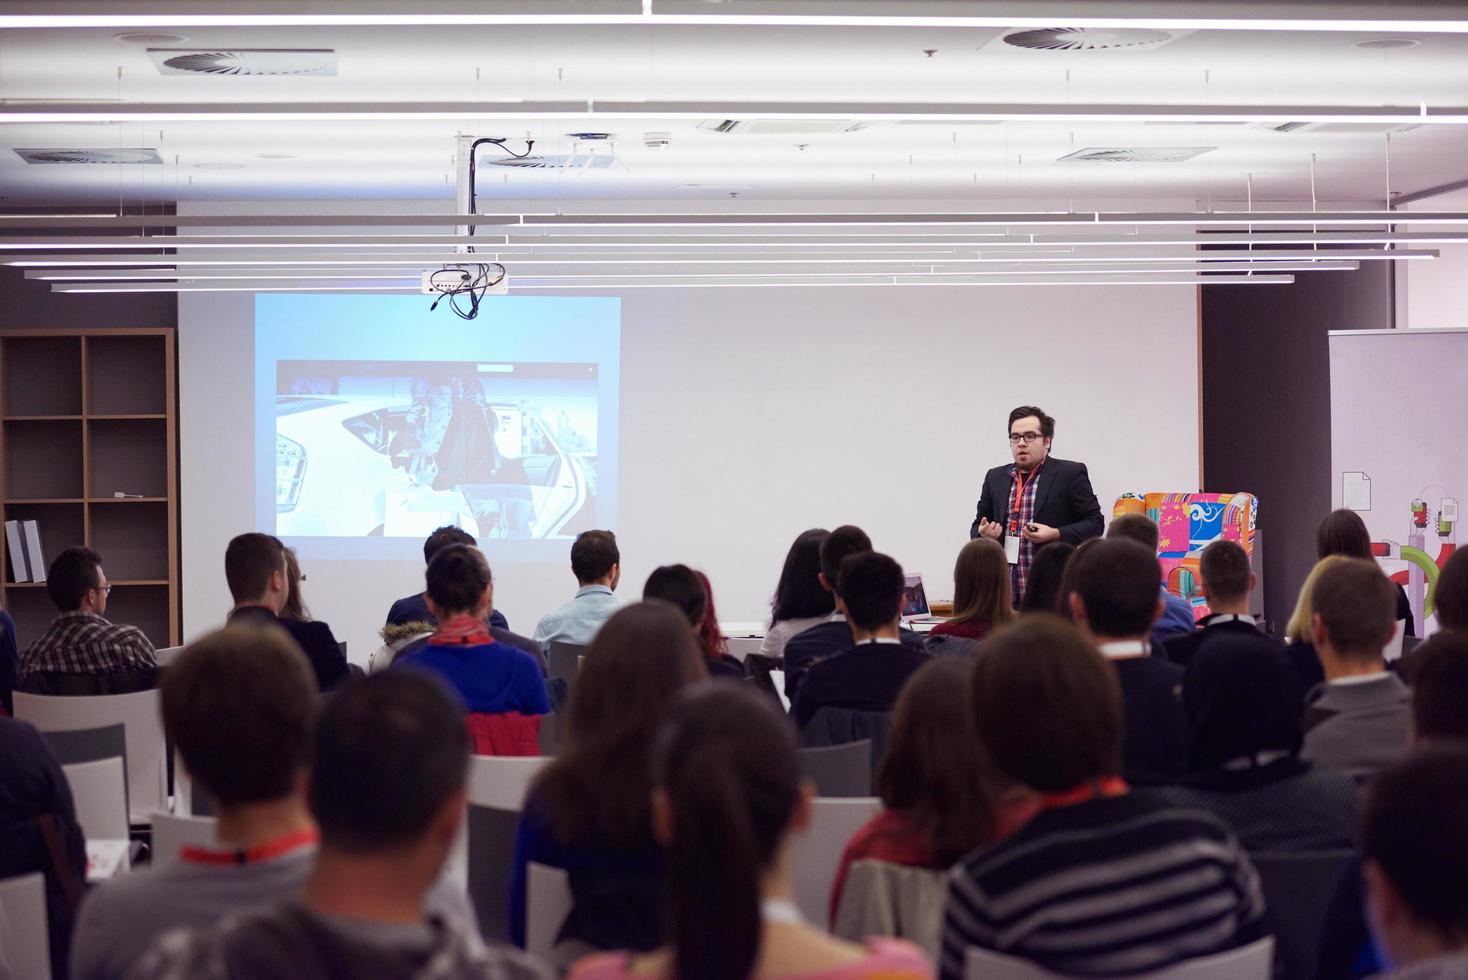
[227,605,350,692]
[970,456,1104,545]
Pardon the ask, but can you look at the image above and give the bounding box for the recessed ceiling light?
[253,152,297,159]
[114,32,187,44]
[193,162,244,169]
[1353,37,1422,49]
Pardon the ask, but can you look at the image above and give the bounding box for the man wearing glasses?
[971,405,1103,604]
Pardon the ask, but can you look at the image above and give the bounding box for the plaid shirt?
[1008,459,1047,604]
[20,611,156,676]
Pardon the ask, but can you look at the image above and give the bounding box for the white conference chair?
[963,937,1275,980]
[453,755,550,939]
[466,755,550,811]
[15,689,167,824]
[724,636,764,662]
[150,812,219,865]
[526,861,572,964]
[790,796,882,925]
[153,645,186,668]
[62,757,130,847]
[0,872,51,980]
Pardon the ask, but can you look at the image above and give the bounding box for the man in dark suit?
[971,405,1103,605]
[386,524,510,633]
[1165,539,1285,673]
[224,532,350,692]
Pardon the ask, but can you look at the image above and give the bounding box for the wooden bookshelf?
[0,330,178,649]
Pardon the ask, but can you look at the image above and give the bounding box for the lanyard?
[1008,461,1043,535]
[1036,777,1128,813]
[179,828,319,866]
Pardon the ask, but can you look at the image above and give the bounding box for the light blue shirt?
[532,584,619,648]
[1153,585,1197,644]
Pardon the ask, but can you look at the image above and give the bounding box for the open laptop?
[901,573,941,630]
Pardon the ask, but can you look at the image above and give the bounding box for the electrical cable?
[426,136,530,318]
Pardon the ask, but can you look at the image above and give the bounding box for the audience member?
[792,552,931,729]
[224,533,349,691]
[1169,638,1357,851]
[1017,541,1073,614]
[393,545,549,752]
[18,546,156,694]
[924,539,1012,657]
[1317,508,1413,636]
[830,658,1008,925]
[1300,557,1408,780]
[1053,537,1101,621]
[940,616,1265,980]
[1283,555,1351,695]
[130,670,544,980]
[1408,629,1468,742]
[758,528,836,661]
[782,525,925,700]
[386,525,510,632]
[0,606,17,714]
[1066,539,1190,786]
[642,564,743,679]
[279,546,310,622]
[1361,746,1468,979]
[0,714,85,980]
[1106,514,1196,643]
[569,682,932,980]
[510,602,708,965]
[1164,539,1286,673]
[532,529,621,648]
[1433,547,1468,631]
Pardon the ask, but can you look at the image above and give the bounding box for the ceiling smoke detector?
[1057,146,1215,163]
[147,49,337,76]
[15,147,163,165]
[1353,37,1422,49]
[1000,27,1183,52]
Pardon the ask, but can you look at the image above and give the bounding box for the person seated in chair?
[387,525,511,633]
[19,546,156,694]
[1164,539,1284,674]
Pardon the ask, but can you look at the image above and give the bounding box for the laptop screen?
[900,573,929,618]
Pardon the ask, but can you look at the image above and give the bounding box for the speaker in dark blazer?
[970,456,1105,546]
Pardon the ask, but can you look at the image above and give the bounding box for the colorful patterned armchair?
[1112,492,1261,620]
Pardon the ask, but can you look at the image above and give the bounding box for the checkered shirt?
[1009,458,1046,604]
[20,611,156,676]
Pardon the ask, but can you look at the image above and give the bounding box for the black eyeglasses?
[1008,432,1044,445]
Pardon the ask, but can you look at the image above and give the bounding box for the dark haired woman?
[1018,541,1074,615]
[759,529,837,661]
[509,602,709,966]
[643,564,743,679]
[1316,508,1412,636]
[925,539,1014,657]
[569,682,932,980]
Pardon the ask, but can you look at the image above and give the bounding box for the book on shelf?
[5,519,30,582]
[22,520,44,582]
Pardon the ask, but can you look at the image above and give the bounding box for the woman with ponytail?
[569,682,933,980]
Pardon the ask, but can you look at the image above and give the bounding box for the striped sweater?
[939,791,1267,979]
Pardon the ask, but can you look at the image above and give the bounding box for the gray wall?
[1200,262,1393,631]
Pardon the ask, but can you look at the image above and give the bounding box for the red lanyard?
[179,828,319,866]
[1036,777,1128,813]
[1009,461,1043,534]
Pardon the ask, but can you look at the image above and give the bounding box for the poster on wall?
[1329,328,1466,635]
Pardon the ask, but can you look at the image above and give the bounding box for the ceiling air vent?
[15,147,162,164]
[147,49,337,76]
[1260,121,1421,135]
[486,154,618,170]
[999,27,1185,52]
[1057,146,1215,163]
[696,119,864,135]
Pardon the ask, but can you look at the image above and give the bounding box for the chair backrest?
[768,669,791,713]
[62,756,130,844]
[0,872,50,980]
[154,645,186,668]
[536,712,563,756]
[40,723,127,804]
[15,688,167,823]
[1250,850,1355,980]
[964,938,1275,980]
[526,861,572,964]
[462,804,522,943]
[150,812,219,864]
[724,636,763,662]
[467,754,550,811]
[790,796,882,925]
[796,739,873,798]
[546,642,585,686]
[799,709,892,787]
[831,858,948,960]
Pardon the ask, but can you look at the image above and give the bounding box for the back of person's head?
[309,671,469,854]
[45,546,103,612]
[878,657,993,864]
[971,615,1122,792]
[1199,539,1252,604]
[653,682,802,980]
[642,564,707,630]
[281,546,310,621]
[1106,513,1160,553]
[424,543,491,617]
[1316,508,1373,560]
[692,569,728,660]
[1020,541,1074,614]
[1183,640,1303,772]
[570,529,619,585]
[1066,538,1162,638]
[836,551,905,632]
[225,532,286,604]
[1311,557,1395,659]
[1362,745,1468,950]
[422,524,475,566]
[536,601,708,846]
[950,538,1014,628]
[819,525,873,592]
[1437,549,1468,630]
[1286,555,1351,645]
[771,528,835,624]
[1408,630,1468,742]
[1053,537,1101,621]
[161,625,316,807]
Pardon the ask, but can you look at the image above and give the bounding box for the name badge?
[1004,534,1021,565]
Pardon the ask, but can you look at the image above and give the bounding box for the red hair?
[694,570,729,660]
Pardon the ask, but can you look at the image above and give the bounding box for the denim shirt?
[532,585,620,648]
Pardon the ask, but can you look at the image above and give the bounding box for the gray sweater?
[1301,673,1411,781]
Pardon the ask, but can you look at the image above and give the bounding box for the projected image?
[276,360,598,540]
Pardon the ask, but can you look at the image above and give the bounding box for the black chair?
[546,642,586,689]
[796,739,873,797]
[1251,849,1355,980]
[465,803,524,943]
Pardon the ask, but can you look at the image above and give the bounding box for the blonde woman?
[1282,555,1352,694]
